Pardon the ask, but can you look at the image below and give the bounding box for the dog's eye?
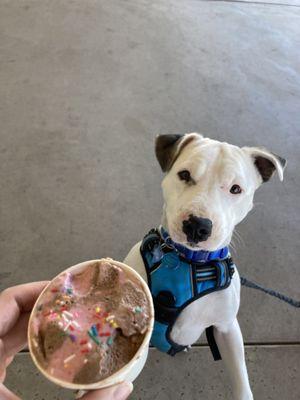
[178,170,191,182]
[230,184,242,194]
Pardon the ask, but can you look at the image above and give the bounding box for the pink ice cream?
[29,260,151,384]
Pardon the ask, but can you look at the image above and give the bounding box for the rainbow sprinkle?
[64,321,71,331]
[107,336,114,346]
[64,354,75,364]
[81,348,89,354]
[100,332,110,337]
[88,329,101,345]
[69,334,76,342]
[91,324,98,337]
[63,310,74,319]
[62,313,69,322]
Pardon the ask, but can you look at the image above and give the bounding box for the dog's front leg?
[214,319,253,400]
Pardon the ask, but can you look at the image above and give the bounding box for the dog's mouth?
[183,241,211,251]
[168,226,226,252]
[178,238,221,252]
[170,232,211,250]
[185,241,201,248]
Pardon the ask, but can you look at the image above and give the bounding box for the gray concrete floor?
[1,0,299,399]
[5,347,300,400]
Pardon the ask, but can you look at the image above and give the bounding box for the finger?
[0,281,49,337]
[5,356,14,368]
[0,366,6,383]
[0,383,21,400]
[0,356,15,383]
[0,313,30,362]
[80,382,133,400]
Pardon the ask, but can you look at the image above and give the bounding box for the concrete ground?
[1,0,299,399]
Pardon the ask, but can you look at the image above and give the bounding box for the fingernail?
[113,382,133,399]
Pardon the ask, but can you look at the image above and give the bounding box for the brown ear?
[155,133,202,172]
[244,146,287,182]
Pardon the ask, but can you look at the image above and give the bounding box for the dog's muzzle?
[182,214,212,243]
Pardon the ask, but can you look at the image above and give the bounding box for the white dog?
[124,133,286,400]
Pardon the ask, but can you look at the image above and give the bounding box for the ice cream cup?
[28,258,154,391]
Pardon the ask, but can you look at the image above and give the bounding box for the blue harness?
[140,227,235,359]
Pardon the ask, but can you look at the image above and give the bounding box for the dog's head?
[156,133,286,251]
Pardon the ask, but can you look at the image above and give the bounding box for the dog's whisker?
[229,239,238,255]
[233,229,245,247]
[231,232,240,246]
[253,202,265,207]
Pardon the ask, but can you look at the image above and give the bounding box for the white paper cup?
[28,258,154,390]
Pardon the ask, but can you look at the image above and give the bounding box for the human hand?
[78,382,133,400]
[0,282,133,400]
[0,281,50,399]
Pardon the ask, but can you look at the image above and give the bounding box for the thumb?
[0,383,21,400]
[80,382,133,400]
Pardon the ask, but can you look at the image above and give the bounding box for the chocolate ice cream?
[29,259,151,384]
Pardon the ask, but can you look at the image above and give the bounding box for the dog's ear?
[244,146,287,183]
[155,133,202,172]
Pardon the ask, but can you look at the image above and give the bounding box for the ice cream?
[28,259,151,385]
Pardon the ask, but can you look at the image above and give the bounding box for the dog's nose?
[182,214,212,243]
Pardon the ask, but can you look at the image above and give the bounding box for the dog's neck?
[159,228,229,263]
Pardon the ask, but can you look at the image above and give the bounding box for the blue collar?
[159,226,229,263]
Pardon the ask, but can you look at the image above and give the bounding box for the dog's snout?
[182,214,212,243]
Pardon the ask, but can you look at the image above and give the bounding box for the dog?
[124,133,286,400]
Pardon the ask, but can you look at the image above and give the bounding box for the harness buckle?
[226,257,235,278]
[154,291,179,325]
[160,242,174,252]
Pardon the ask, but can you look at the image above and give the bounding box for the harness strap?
[206,326,222,361]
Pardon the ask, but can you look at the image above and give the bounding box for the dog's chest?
[124,239,241,350]
[170,272,241,345]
